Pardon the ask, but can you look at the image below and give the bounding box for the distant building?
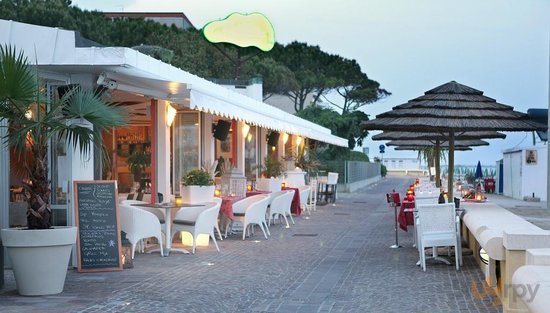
[382,157,427,176]
[103,12,195,30]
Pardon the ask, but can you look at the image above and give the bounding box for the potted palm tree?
[0,45,127,295]
[180,169,215,204]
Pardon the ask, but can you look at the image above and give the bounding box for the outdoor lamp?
[475,191,483,202]
[281,182,286,188]
[120,232,133,269]
[214,188,221,197]
[166,105,177,127]
[174,195,183,206]
[282,132,289,144]
[406,194,414,202]
[247,133,252,142]
[247,184,252,192]
[296,136,302,146]
[242,123,250,136]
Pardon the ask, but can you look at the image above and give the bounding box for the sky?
[71,0,550,166]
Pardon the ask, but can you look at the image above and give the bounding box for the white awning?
[0,19,349,147]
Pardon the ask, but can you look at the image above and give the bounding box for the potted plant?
[127,150,151,191]
[180,169,215,204]
[0,46,126,295]
[257,156,284,191]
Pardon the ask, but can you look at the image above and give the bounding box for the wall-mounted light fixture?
[296,136,303,146]
[247,133,252,142]
[242,123,250,136]
[282,132,289,144]
[166,105,177,127]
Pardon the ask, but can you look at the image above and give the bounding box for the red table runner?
[282,187,301,215]
[398,199,415,231]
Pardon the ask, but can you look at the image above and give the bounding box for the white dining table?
[132,202,205,256]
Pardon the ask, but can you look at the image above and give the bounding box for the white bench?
[512,249,550,313]
[461,202,550,312]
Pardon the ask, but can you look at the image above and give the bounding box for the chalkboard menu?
[74,181,122,272]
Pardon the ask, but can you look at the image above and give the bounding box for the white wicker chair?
[170,202,222,254]
[225,194,271,240]
[416,203,461,271]
[119,204,164,258]
[121,199,165,226]
[298,186,311,215]
[268,190,295,227]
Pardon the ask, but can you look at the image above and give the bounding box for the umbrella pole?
[448,132,455,201]
[435,140,441,187]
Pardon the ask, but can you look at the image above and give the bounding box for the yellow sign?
[202,12,275,52]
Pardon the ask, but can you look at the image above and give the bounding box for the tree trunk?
[25,142,52,229]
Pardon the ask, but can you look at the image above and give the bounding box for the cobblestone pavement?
[1,176,500,313]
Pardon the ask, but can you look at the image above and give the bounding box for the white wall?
[503,147,547,201]
[521,147,547,201]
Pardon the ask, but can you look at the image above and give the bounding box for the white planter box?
[180,185,215,204]
[257,178,283,192]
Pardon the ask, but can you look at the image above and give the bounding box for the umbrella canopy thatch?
[386,139,489,148]
[395,146,472,151]
[371,131,506,141]
[362,81,546,199]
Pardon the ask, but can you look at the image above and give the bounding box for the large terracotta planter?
[1,226,77,296]
[180,185,215,204]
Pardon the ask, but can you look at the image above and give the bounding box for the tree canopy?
[0,0,389,155]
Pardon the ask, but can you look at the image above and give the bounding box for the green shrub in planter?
[181,169,214,186]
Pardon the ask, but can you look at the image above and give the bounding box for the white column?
[201,113,215,166]
[236,121,246,173]
[155,100,172,200]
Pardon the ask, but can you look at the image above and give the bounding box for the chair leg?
[211,233,220,252]
[156,236,164,257]
[131,243,136,259]
[264,221,271,236]
[288,212,295,225]
[283,215,289,228]
[225,220,232,238]
[215,223,223,241]
[192,236,196,254]
[242,224,247,240]
[259,223,268,239]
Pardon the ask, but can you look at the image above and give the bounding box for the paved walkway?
[1,176,500,312]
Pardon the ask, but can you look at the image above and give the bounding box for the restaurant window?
[104,125,152,196]
[173,112,200,193]
[244,125,258,180]
[214,118,233,171]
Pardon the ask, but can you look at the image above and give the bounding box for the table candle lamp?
[247,184,252,192]
[281,182,286,188]
[406,194,414,201]
[214,189,221,197]
[174,195,183,206]
[475,191,483,202]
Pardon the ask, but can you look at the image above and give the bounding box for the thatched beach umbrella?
[362,81,545,200]
[373,131,505,187]
[395,146,472,151]
[386,139,489,148]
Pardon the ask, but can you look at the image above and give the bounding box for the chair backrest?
[327,172,339,185]
[309,179,318,201]
[256,178,282,192]
[414,196,439,207]
[416,203,456,234]
[122,200,165,223]
[194,202,222,234]
[268,190,286,206]
[298,187,311,206]
[270,190,294,213]
[244,195,271,222]
[232,194,269,213]
[119,204,162,242]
